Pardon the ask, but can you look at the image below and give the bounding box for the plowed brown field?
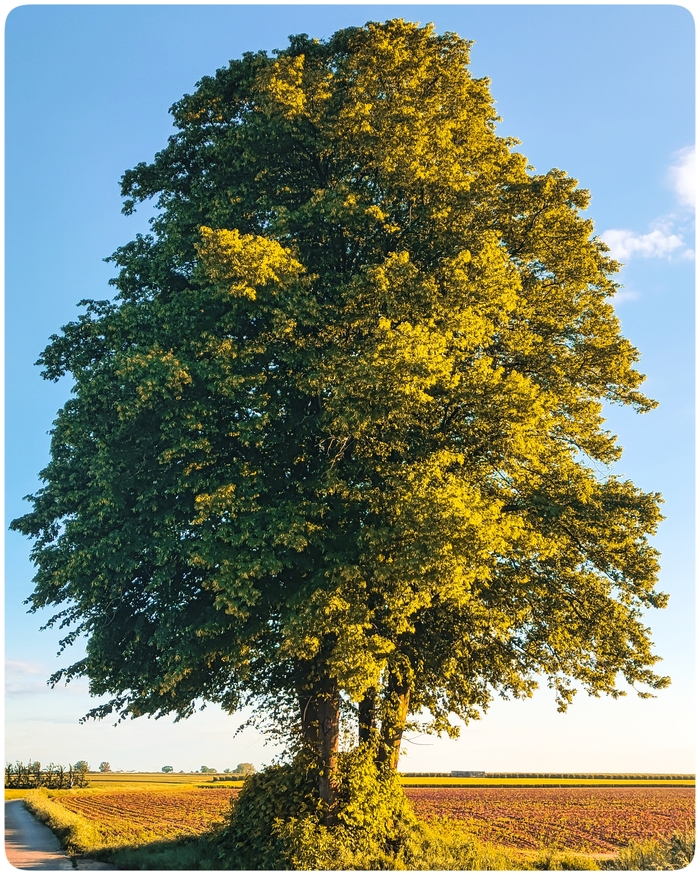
[57,788,238,842]
[405,787,695,853]
[52,785,694,855]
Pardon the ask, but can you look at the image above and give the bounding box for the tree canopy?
[13,19,668,820]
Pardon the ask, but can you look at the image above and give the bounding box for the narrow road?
[4,800,116,870]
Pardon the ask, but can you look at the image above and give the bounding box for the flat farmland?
[405,786,695,854]
[33,783,694,859]
[54,787,239,844]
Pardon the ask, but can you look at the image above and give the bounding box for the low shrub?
[208,745,428,869]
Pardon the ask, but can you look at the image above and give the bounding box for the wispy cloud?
[6,682,51,696]
[5,659,49,696]
[5,659,43,677]
[668,146,695,210]
[6,675,92,698]
[602,225,692,261]
[601,146,695,263]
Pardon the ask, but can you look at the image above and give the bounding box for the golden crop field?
[84,772,245,792]
[398,776,695,787]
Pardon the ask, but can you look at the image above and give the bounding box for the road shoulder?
[4,800,115,870]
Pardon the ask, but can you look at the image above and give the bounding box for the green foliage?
[98,761,111,772]
[162,765,174,772]
[269,814,523,870]
[395,819,511,871]
[212,754,323,868]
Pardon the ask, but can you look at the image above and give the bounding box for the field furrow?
[57,789,239,840]
[404,787,695,853]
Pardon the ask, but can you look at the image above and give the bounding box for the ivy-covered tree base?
[212,747,419,869]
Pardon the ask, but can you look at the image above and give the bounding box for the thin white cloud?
[5,659,48,696]
[5,674,91,698]
[5,659,43,677]
[601,147,695,264]
[601,226,691,261]
[668,146,695,210]
[6,682,51,696]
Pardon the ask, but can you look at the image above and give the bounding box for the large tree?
[13,19,668,817]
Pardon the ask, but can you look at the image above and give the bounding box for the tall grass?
[602,832,695,871]
[111,831,697,871]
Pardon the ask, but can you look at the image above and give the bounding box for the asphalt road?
[4,800,116,870]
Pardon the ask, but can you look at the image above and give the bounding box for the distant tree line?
[160,763,255,776]
[5,760,89,789]
[225,763,255,776]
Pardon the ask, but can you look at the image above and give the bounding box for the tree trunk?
[317,678,340,816]
[377,674,410,770]
[298,690,319,750]
[358,687,377,743]
[296,674,340,819]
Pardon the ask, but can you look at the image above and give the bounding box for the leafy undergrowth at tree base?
[209,748,422,869]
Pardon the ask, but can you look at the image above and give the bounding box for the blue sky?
[5,4,695,774]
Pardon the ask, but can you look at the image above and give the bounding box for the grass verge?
[22,790,105,856]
